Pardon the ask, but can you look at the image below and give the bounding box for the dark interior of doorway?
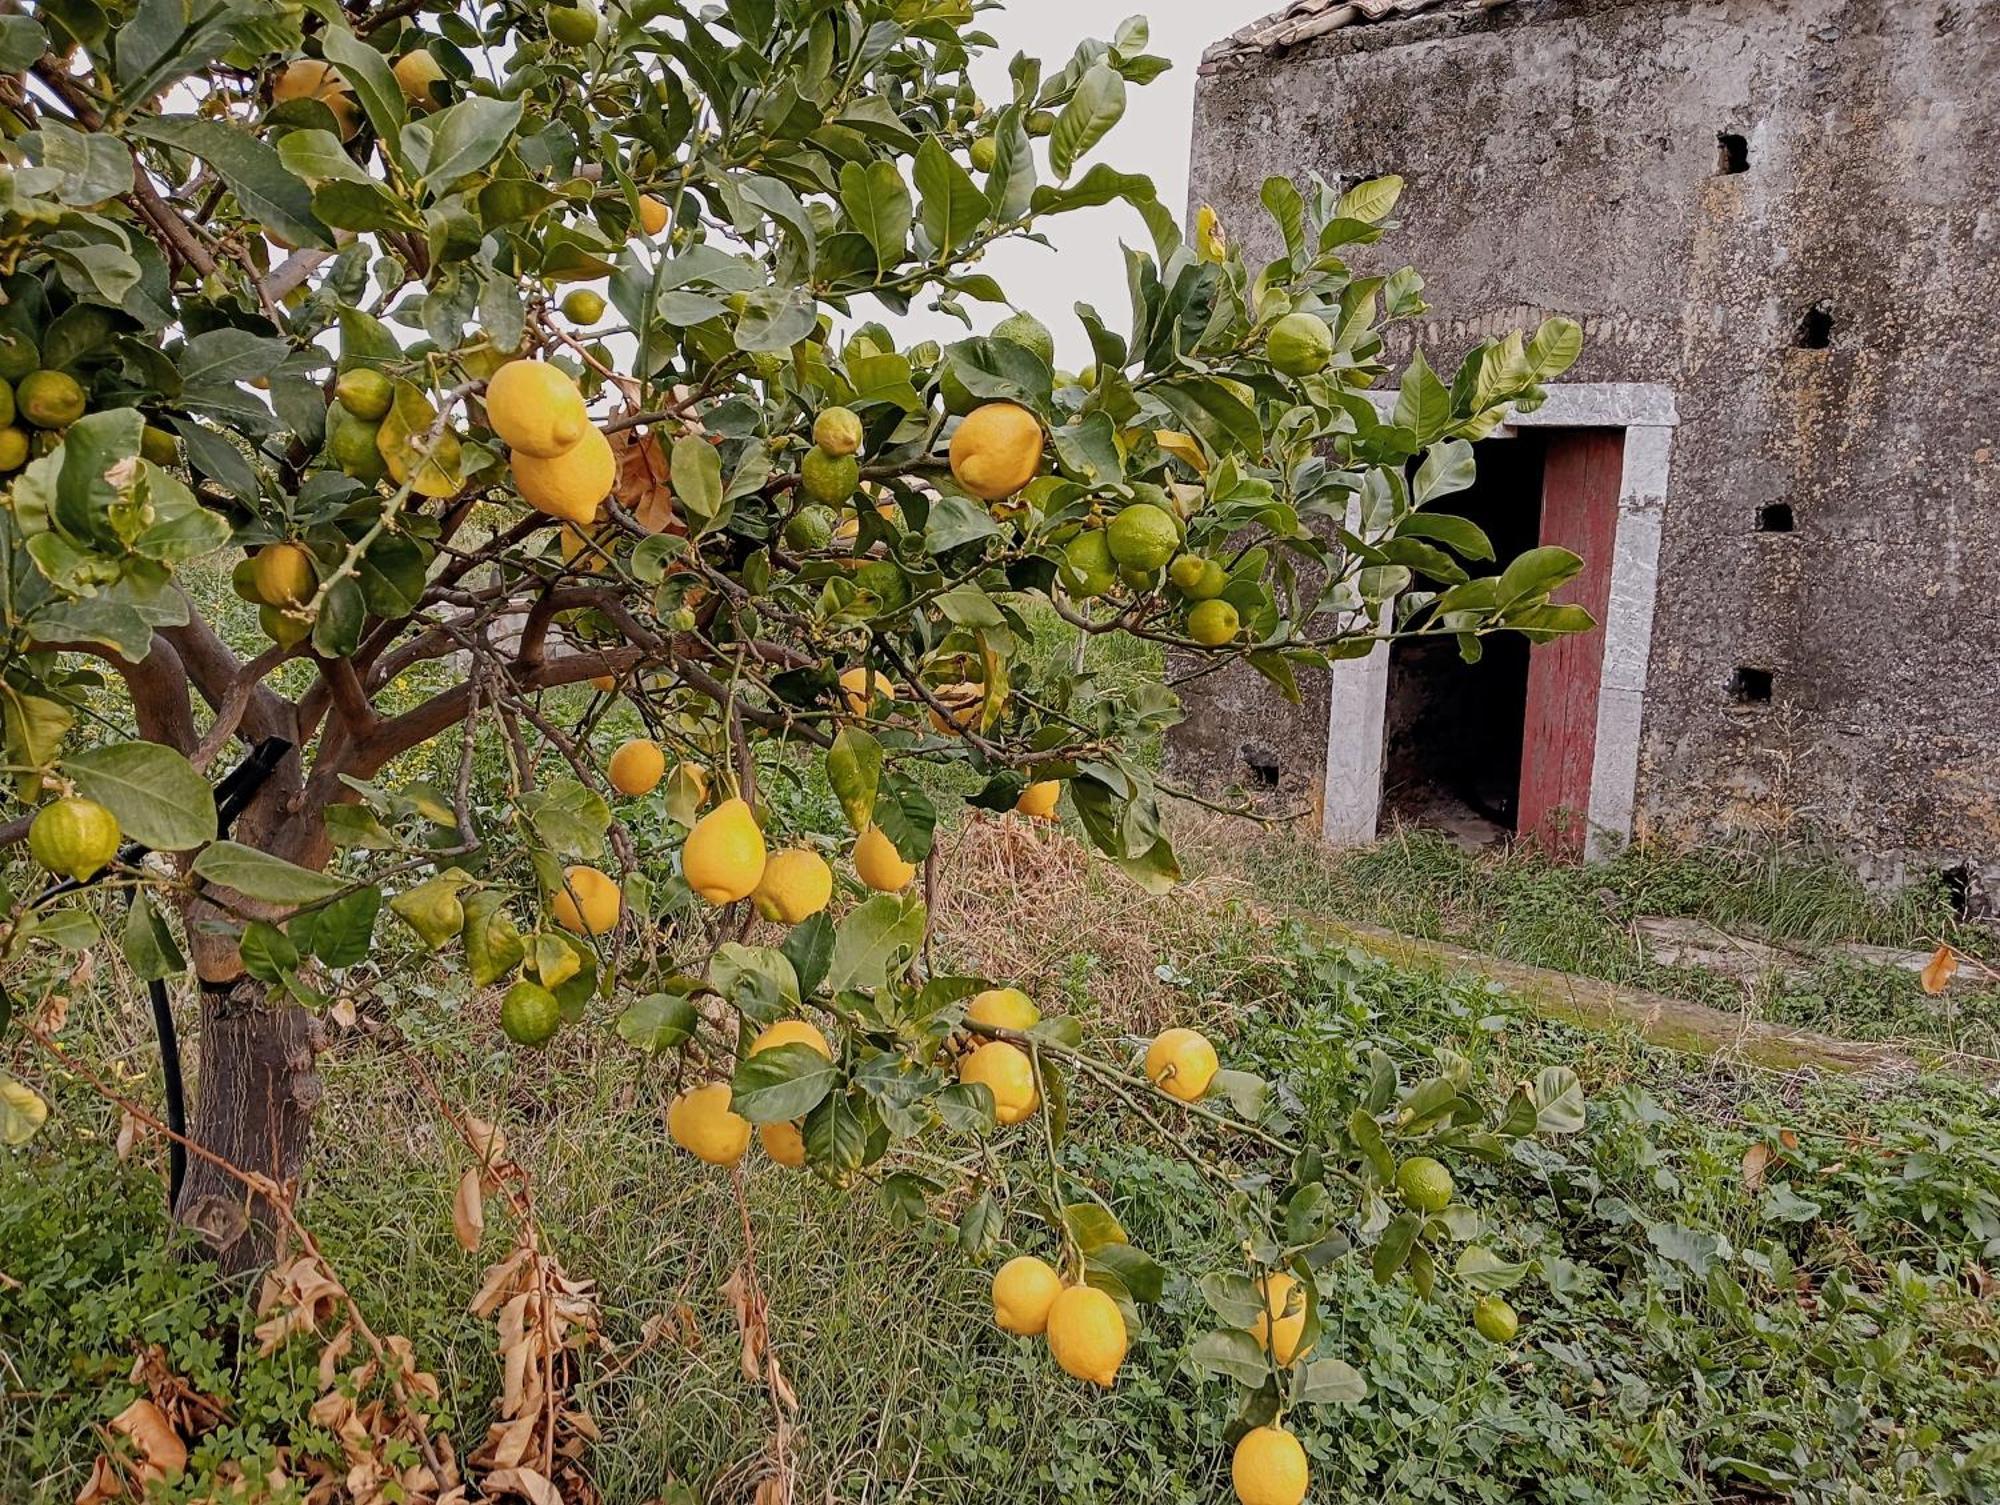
[1379,433,1548,845]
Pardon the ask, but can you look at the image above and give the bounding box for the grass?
[7,816,2000,1503]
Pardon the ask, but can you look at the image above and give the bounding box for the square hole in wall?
[1796,303,1834,349]
[1716,131,1750,174]
[1755,502,1795,532]
[1728,666,1774,703]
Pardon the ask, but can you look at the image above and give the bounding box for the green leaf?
[421,96,522,190]
[375,379,462,499]
[192,842,347,905]
[983,107,1035,221]
[122,891,184,982]
[35,121,134,206]
[827,726,881,834]
[730,1041,839,1124]
[1089,1244,1165,1305]
[1186,1328,1270,1387]
[320,26,407,155]
[826,892,926,994]
[308,886,380,969]
[1372,1211,1422,1284]
[670,431,723,528]
[1062,1202,1128,1252]
[616,992,698,1053]
[780,910,833,997]
[127,116,332,250]
[1412,439,1476,507]
[1496,546,1583,607]
[462,891,526,986]
[838,158,912,267]
[1260,176,1307,263]
[239,919,300,983]
[65,739,215,852]
[1198,1271,1269,1328]
[1455,1245,1531,1292]
[1393,350,1451,448]
[0,15,47,72]
[709,942,800,1023]
[1336,174,1404,224]
[1296,1357,1368,1405]
[0,1075,48,1146]
[1532,1065,1587,1135]
[924,494,1002,553]
[1049,62,1126,180]
[1528,316,1584,379]
[519,778,610,862]
[914,138,986,259]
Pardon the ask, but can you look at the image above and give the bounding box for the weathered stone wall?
[1173,0,2000,883]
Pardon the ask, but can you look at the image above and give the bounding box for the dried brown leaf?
[75,1454,123,1505]
[453,1167,486,1253]
[721,1264,767,1387]
[482,1466,565,1505]
[1921,943,1958,996]
[109,1399,187,1478]
[1741,1142,1773,1194]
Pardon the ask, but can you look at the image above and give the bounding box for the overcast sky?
[885,0,1282,365]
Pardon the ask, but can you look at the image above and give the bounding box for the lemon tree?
[0,1,1598,1496]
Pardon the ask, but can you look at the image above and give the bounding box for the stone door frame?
[1323,382,1679,860]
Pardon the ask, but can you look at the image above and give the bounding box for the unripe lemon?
[958,1040,1038,1125]
[139,424,179,466]
[800,446,860,506]
[965,987,1038,1033]
[668,1082,751,1165]
[608,738,665,796]
[1232,1426,1309,1505]
[992,1255,1063,1336]
[28,796,120,882]
[1266,310,1334,378]
[1025,108,1057,137]
[548,0,600,45]
[991,311,1055,367]
[751,848,833,924]
[1060,530,1117,599]
[1396,1155,1454,1214]
[784,505,834,551]
[1473,1294,1520,1343]
[0,425,30,472]
[550,864,621,935]
[513,424,614,525]
[326,402,388,482]
[1187,598,1241,646]
[1014,781,1061,821]
[392,48,445,107]
[759,1120,807,1168]
[250,542,315,608]
[1172,555,1229,601]
[16,369,86,428]
[750,1019,832,1059]
[1144,1027,1219,1103]
[839,666,894,716]
[682,797,767,905]
[487,360,589,459]
[948,401,1042,501]
[852,824,915,892]
[500,980,561,1046]
[1105,502,1179,572]
[1045,1284,1126,1387]
[561,288,607,324]
[812,405,863,457]
[333,367,393,422]
[259,604,310,649]
[0,333,37,382]
[1248,1271,1313,1365]
[969,134,998,172]
[635,192,668,236]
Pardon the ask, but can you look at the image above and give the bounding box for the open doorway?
[1379,434,1549,845]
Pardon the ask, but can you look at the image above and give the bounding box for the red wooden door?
[1518,430,1624,857]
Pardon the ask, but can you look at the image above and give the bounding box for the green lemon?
[29,796,121,882]
[992,311,1055,368]
[259,603,311,649]
[784,505,835,551]
[969,135,997,172]
[16,369,86,429]
[0,378,13,429]
[1266,311,1334,378]
[1026,109,1056,137]
[547,0,600,45]
[1396,1156,1454,1214]
[1105,502,1179,573]
[0,425,28,473]
[560,288,607,324]
[1170,554,1228,601]
[854,559,910,613]
[0,332,39,383]
[800,446,860,506]
[1472,1295,1519,1344]
[1186,598,1240,646]
[1060,530,1117,599]
[326,402,388,482]
[139,424,180,467]
[501,980,562,1046]
[812,405,864,458]
[333,367,394,422]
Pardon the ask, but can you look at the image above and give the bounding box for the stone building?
[1166,0,2000,887]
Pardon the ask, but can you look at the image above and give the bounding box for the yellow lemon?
[668,1082,751,1166]
[682,797,767,905]
[589,673,617,693]
[1248,1271,1313,1366]
[250,542,315,608]
[750,1018,832,1059]
[551,864,621,935]
[752,848,833,924]
[513,424,614,526]
[1187,598,1241,646]
[1144,1027,1219,1103]
[958,1040,1038,1125]
[28,797,121,882]
[948,401,1043,501]
[992,1256,1063,1336]
[965,987,1039,1033]
[487,360,590,459]
[852,824,915,892]
[759,1120,807,1168]
[1015,781,1061,821]
[636,193,668,236]
[392,48,445,107]
[1045,1284,1127,1387]
[273,59,359,139]
[1232,1426,1309,1505]
[839,665,895,716]
[928,680,987,734]
[608,738,666,796]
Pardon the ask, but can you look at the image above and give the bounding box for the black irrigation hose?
[18,737,291,1209]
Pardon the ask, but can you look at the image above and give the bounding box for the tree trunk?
[173,975,324,1273]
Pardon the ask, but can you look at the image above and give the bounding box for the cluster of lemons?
[486,359,616,530]
[0,334,111,477]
